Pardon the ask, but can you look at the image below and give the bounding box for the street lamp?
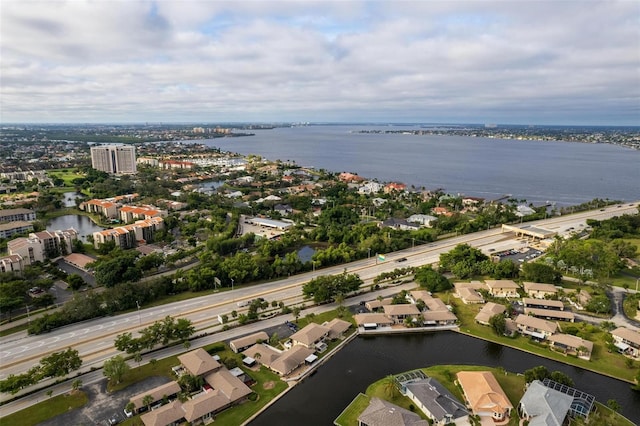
[136,300,141,325]
[26,304,30,324]
[231,278,234,292]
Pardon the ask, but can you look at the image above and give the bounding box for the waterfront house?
[484,280,520,298]
[324,318,352,340]
[474,302,506,326]
[401,377,469,425]
[456,371,513,422]
[229,331,269,353]
[523,282,558,299]
[611,327,640,357]
[269,345,315,376]
[384,304,421,324]
[357,397,429,426]
[547,334,593,360]
[353,313,394,329]
[518,380,573,426]
[289,323,330,349]
[515,314,558,340]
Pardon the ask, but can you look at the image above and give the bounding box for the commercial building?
[91,145,137,174]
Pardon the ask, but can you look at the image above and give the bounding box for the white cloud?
[1,0,638,124]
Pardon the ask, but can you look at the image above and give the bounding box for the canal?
[250,332,640,425]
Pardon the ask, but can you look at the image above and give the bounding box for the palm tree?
[382,375,398,398]
[142,394,154,412]
[71,379,82,392]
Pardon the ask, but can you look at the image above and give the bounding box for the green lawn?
[334,393,371,426]
[0,391,88,426]
[107,356,176,392]
[47,169,85,186]
[447,292,638,383]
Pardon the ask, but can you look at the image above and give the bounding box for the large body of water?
[202,125,640,206]
[251,333,640,425]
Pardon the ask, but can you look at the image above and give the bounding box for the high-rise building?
[90,145,137,174]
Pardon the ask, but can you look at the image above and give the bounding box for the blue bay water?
[201,125,640,206]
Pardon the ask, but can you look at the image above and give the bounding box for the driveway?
[39,376,173,426]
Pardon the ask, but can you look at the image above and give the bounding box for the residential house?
[178,348,222,377]
[456,287,485,304]
[611,327,640,357]
[273,204,293,216]
[406,214,437,227]
[268,345,315,376]
[524,308,575,322]
[357,397,429,426]
[358,181,384,194]
[475,302,506,326]
[242,343,282,368]
[324,318,352,340]
[431,207,453,217]
[353,313,394,329]
[523,282,558,299]
[290,323,330,349]
[456,371,513,422]
[380,218,420,231]
[518,380,573,426]
[365,297,393,312]
[384,304,421,324]
[402,377,469,425]
[140,400,184,426]
[484,280,520,298]
[422,310,457,326]
[522,298,565,311]
[229,331,269,353]
[129,381,181,414]
[384,182,406,193]
[338,172,364,183]
[515,314,558,340]
[548,334,594,360]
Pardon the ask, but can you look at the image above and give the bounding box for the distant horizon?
[1,121,639,129]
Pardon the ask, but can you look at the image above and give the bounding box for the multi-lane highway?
[0,203,637,390]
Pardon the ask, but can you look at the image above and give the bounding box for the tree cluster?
[523,365,574,387]
[0,348,82,394]
[114,316,195,354]
[414,265,452,292]
[302,272,363,303]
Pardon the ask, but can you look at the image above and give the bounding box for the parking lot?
[493,247,543,264]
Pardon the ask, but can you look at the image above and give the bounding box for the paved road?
[0,203,637,405]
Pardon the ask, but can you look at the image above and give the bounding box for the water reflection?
[47,215,105,239]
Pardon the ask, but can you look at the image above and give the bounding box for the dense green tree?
[103,355,129,384]
[67,274,85,291]
[414,265,452,292]
[302,272,363,303]
[520,262,562,284]
[39,348,82,378]
[489,314,507,336]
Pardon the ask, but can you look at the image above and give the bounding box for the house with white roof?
[518,380,573,426]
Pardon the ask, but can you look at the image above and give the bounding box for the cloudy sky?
[1,0,638,125]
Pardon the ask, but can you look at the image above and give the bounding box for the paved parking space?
[39,376,173,426]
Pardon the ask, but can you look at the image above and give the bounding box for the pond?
[62,191,84,208]
[296,245,316,263]
[47,214,105,240]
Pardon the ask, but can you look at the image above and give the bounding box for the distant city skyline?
[1,1,638,125]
